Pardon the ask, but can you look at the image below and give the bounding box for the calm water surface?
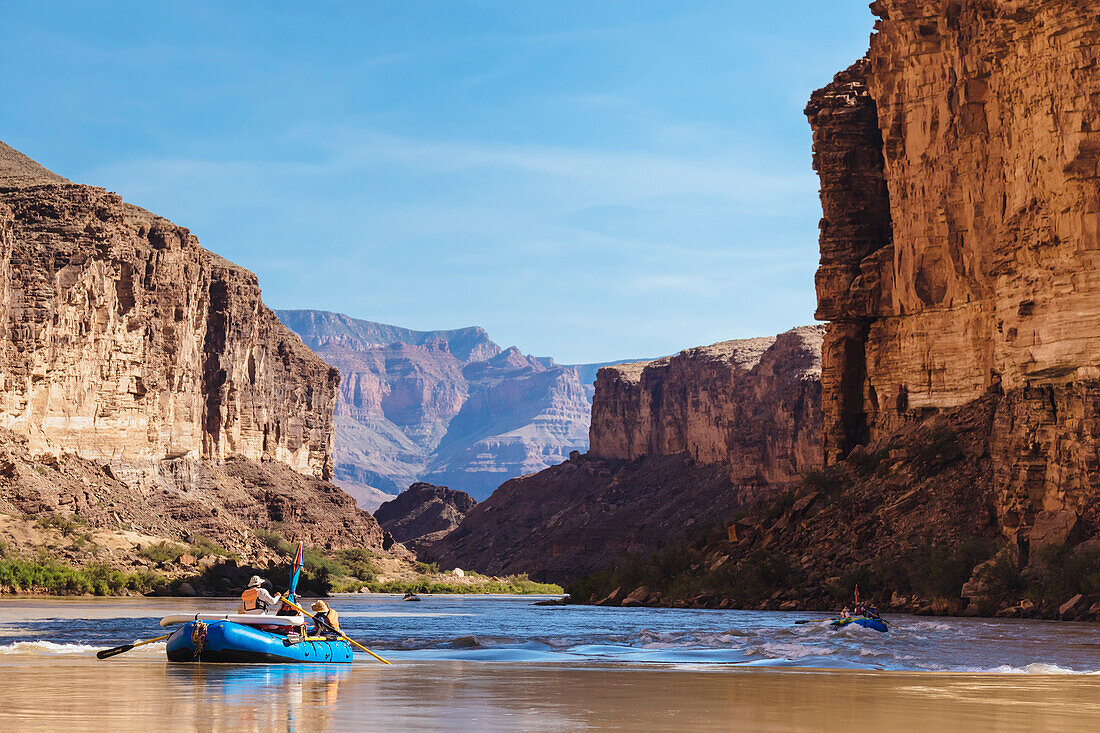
[2,595,1100,730]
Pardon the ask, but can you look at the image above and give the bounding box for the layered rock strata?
[0,145,338,479]
[428,327,824,582]
[0,141,392,560]
[808,1,1100,547]
[590,326,824,488]
[277,309,603,505]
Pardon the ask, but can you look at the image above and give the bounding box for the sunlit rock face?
[0,141,338,480]
[0,141,398,557]
[428,327,824,582]
[589,326,824,489]
[808,1,1100,540]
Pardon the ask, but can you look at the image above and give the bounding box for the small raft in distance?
[830,616,889,633]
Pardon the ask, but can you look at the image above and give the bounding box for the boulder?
[594,587,622,607]
[1059,593,1085,618]
[622,586,652,607]
[1030,510,1080,552]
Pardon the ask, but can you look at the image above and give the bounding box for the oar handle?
[282,598,392,665]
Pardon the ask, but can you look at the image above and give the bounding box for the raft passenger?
[311,600,341,636]
[238,575,282,615]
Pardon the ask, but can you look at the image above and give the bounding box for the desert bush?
[138,541,187,564]
[188,535,230,558]
[0,555,162,595]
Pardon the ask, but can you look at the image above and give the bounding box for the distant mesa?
[277,308,646,507]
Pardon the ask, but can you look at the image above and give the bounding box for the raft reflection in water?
[166,663,348,731]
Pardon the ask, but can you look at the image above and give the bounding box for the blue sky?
[1,2,874,363]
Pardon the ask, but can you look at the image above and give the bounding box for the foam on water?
[0,641,106,655]
[970,663,1097,675]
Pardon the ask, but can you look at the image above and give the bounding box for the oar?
[97,633,171,660]
[280,598,391,665]
[794,618,836,625]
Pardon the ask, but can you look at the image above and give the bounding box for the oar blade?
[96,644,134,660]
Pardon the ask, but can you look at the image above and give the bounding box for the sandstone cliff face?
[808,1,1100,546]
[590,326,824,488]
[278,309,599,504]
[0,149,338,479]
[428,327,823,581]
[0,142,394,560]
[373,482,476,553]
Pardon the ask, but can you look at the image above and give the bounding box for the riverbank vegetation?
[0,543,162,595]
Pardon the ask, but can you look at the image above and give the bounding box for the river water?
[2,595,1099,730]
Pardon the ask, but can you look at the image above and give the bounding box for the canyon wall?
[590,326,823,489]
[277,309,600,506]
[0,141,400,560]
[0,142,337,480]
[809,1,1100,543]
[427,327,823,581]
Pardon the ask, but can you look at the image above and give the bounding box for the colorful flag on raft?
[289,541,304,602]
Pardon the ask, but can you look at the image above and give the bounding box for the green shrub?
[35,513,86,537]
[137,541,187,564]
[414,561,440,575]
[188,535,230,558]
[1025,545,1100,613]
[255,528,295,555]
[0,554,163,595]
[334,549,378,583]
[366,576,562,595]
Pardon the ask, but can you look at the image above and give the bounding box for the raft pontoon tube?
[166,620,353,663]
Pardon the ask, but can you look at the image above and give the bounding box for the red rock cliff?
[0,142,338,480]
[809,1,1100,543]
[428,326,824,581]
[589,326,824,490]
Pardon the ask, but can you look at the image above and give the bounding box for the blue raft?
[166,620,353,664]
[830,616,889,633]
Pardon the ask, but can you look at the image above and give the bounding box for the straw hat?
[247,576,264,588]
[312,600,329,613]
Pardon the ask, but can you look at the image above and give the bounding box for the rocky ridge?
[590,326,823,487]
[573,0,1100,618]
[373,482,476,553]
[0,153,338,480]
[809,0,1100,550]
